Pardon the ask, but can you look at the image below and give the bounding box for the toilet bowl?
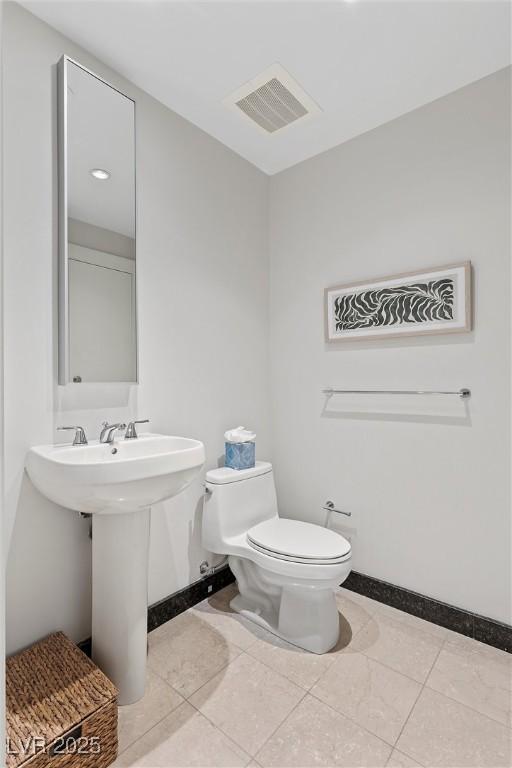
[202,461,351,653]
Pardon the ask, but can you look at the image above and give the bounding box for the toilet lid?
[247,518,351,564]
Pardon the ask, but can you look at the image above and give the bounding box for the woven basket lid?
[6,632,117,768]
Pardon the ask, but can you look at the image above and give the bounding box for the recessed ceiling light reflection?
[90,168,111,180]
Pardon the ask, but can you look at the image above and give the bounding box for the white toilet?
[202,461,352,654]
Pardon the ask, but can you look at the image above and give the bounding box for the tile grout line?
[389,637,446,764]
[308,686,396,761]
[395,668,512,765]
[306,684,394,754]
[116,697,186,760]
[347,629,445,689]
[242,595,441,739]
[148,645,244,699]
[372,604,452,642]
[342,586,461,638]
[155,592,447,685]
[115,662,191,759]
[421,634,512,730]
[349,648,440,688]
[253,685,310,763]
[306,615,448,755]
[160,588,443,691]
[120,654,417,767]
[225,614,367,756]
[148,606,249,696]
[243,637,339,693]
[131,591,353,761]
[115,657,188,758]
[187,649,310,762]
[422,681,512,732]
[154,625,257,761]
[192,597,276,654]
[186,655,243,701]
[184,695,253,766]
[340,588,453,646]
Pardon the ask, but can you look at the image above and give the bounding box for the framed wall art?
[325,262,472,342]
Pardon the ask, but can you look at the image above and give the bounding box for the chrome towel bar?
[323,388,471,399]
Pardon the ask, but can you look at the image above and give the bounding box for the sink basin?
[26,433,205,514]
[25,432,205,705]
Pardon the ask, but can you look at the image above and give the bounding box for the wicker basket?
[6,632,118,768]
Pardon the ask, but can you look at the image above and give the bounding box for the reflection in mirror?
[59,57,137,384]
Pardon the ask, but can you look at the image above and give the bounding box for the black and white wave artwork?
[334,278,454,332]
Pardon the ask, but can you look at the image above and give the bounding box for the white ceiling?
[23,0,511,175]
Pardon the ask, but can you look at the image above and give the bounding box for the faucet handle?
[57,426,88,446]
[124,419,149,440]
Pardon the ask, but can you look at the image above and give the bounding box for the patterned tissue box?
[225,441,255,470]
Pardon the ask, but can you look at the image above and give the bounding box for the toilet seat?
[247,518,351,565]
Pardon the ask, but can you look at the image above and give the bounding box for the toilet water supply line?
[199,558,229,577]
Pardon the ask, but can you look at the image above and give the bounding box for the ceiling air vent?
[225,64,321,134]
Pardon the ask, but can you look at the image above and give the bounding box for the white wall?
[269,68,511,625]
[3,2,270,654]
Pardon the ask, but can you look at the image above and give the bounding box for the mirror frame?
[57,55,138,385]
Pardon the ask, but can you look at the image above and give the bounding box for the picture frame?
[324,261,472,343]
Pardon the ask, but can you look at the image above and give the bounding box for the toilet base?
[228,555,343,654]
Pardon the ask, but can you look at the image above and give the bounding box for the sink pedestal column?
[92,509,150,705]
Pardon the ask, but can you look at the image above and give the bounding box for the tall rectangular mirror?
[58,56,137,384]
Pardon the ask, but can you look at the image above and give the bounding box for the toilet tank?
[202,462,278,553]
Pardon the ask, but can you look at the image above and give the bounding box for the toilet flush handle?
[323,500,351,517]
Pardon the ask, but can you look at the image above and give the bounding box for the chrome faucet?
[99,422,127,444]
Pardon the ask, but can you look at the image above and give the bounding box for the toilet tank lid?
[206,461,272,485]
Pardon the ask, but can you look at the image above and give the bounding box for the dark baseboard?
[77,636,92,657]
[343,571,512,654]
[147,564,235,632]
[77,564,235,658]
[77,564,510,657]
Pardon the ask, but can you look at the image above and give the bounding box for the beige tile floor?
[114,584,512,768]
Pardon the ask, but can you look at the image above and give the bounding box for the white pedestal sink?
[25,433,205,704]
